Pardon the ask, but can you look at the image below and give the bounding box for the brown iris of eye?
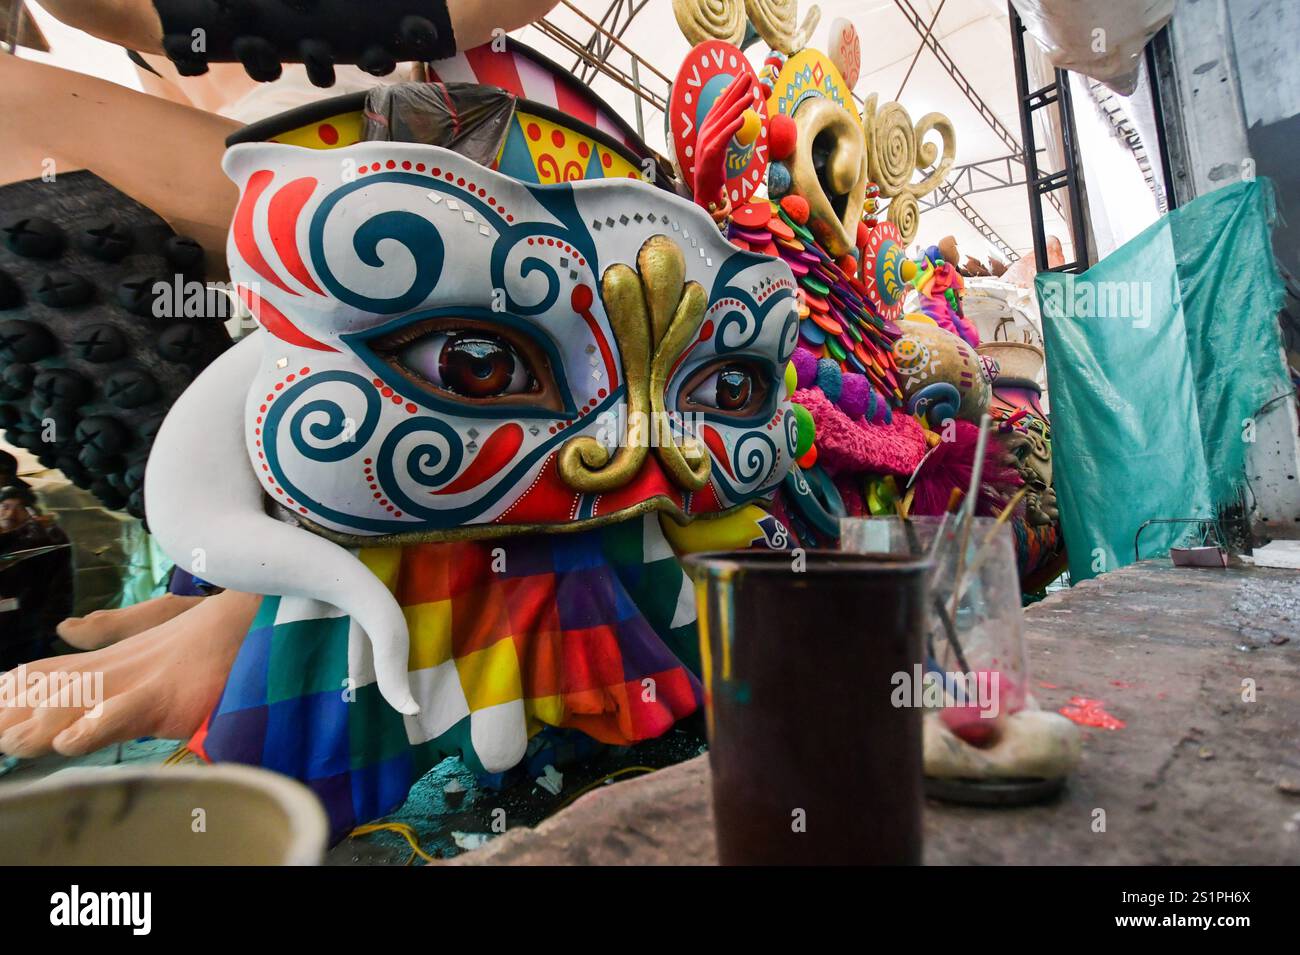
[715,367,753,411]
[682,360,768,416]
[370,318,562,410]
[439,335,525,397]
[390,328,535,399]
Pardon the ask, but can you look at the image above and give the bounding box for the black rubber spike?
[0,171,233,518]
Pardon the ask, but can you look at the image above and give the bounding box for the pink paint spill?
[1060,696,1126,730]
[1038,682,1060,690]
[1110,680,1135,689]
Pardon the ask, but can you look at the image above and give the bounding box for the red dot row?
[525,236,585,266]
[255,366,312,513]
[355,162,513,221]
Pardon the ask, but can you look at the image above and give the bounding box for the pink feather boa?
[793,387,928,477]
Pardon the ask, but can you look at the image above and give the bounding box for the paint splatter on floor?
[1060,696,1126,730]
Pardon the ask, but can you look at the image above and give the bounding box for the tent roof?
[515,0,1070,265]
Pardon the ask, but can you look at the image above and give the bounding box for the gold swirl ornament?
[787,97,869,257]
[746,0,822,55]
[559,236,711,493]
[672,0,747,46]
[862,95,956,244]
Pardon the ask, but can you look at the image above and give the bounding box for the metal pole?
[631,54,645,141]
[3,0,24,54]
[895,0,946,101]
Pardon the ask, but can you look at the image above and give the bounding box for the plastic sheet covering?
[362,82,515,165]
[0,449,157,616]
[1038,179,1289,582]
[1009,0,1173,96]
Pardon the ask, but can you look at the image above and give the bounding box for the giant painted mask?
[224,142,800,543]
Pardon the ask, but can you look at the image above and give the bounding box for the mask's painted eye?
[369,319,561,409]
[399,331,534,398]
[682,361,768,416]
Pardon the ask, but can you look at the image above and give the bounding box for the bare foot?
[57,593,207,651]
[0,590,260,758]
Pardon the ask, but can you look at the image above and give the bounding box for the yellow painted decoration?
[768,49,861,129]
[509,111,642,184]
[660,503,776,553]
[270,111,365,150]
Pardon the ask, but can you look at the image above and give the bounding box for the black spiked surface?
[0,172,233,519]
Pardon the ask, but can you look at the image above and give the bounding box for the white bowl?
[0,763,328,865]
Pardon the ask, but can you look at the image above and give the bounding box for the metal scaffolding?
[536,0,1039,259]
[569,0,655,86]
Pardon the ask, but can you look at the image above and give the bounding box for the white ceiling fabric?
[514,0,1075,265]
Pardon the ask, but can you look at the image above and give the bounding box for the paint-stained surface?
[449,560,1300,865]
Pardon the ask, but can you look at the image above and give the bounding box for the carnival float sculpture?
[0,0,1076,837]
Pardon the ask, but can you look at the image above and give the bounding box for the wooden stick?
[948,414,991,625]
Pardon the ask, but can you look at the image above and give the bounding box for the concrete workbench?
[450,560,1300,865]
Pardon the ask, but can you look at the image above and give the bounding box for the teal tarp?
[1038,179,1289,582]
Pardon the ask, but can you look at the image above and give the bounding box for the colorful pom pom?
[815,358,843,403]
[769,114,798,162]
[796,444,818,469]
[779,194,809,225]
[838,373,871,418]
[767,160,792,198]
[791,347,819,389]
[856,219,871,249]
[791,401,816,458]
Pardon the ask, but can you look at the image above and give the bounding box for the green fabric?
[1038,179,1289,582]
[115,527,172,608]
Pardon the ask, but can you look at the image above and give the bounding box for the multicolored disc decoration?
[728,199,904,406]
[858,221,909,323]
[669,40,770,206]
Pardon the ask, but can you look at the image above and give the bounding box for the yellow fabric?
[404,600,454,670]
[456,637,524,711]
[658,504,773,553]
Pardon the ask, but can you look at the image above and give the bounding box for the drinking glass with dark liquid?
[685,549,930,865]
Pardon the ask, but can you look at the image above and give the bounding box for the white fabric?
[1009,0,1173,95]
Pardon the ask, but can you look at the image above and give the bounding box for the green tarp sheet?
[1038,178,1290,582]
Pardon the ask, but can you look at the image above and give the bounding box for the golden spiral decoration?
[865,96,917,197]
[745,0,820,54]
[909,112,957,199]
[672,0,746,46]
[887,191,920,245]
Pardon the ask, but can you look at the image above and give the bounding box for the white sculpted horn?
[143,333,419,715]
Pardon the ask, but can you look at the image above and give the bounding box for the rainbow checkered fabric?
[191,515,703,841]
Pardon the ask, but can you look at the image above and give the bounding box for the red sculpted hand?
[693,73,759,216]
